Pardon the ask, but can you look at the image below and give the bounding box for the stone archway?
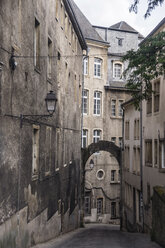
[81,140,122,228]
[81,140,121,167]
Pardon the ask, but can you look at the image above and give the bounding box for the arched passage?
[81,140,122,228]
[81,140,121,167]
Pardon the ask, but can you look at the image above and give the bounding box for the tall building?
[69,1,143,224]
[0,0,87,246]
[122,18,165,244]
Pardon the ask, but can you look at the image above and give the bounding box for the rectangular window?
[94,91,101,115]
[97,198,103,215]
[32,126,40,176]
[56,129,61,170]
[84,196,91,215]
[45,127,52,173]
[34,18,40,69]
[154,80,160,112]
[118,100,123,117]
[93,130,101,143]
[47,38,52,79]
[147,183,151,205]
[111,170,116,182]
[83,57,88,75]
[145,140,152,166]
[82,89,88,115]
[114,63,122,79]
[125,121,130,140]
[111,99,116,117]
[147,96,152,114]
[94,58,101,78]
[82,129,88,148]
[137,119,140,140]
[159,141,165,169]
[111,202,116,218]
[119,137,122,148]
[154,139,158,167]
[111,137,116,144]
[134,119,137,140]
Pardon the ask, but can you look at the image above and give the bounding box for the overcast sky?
[74,0,165,37]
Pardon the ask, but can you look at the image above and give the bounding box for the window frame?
[94,58,102,78]
[82,129,88,148]
[94,91,101,116]
[93,129,101,143]
[82,89,89,115]
[113,62,123,80]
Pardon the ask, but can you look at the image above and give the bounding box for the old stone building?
[68,1,143,224]
[122,18,165,245]
[142,18,165,234]
[0,0,87,247]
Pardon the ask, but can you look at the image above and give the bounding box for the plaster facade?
[0,0,86,247]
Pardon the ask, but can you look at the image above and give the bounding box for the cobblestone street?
[32,224,162,248]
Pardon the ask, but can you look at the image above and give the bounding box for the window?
[84,196,91,215]
[111,99,116,117]
[94,58,102,78]
[82,89,88,115]
[154,80,160,112]
[147,183,151,205]
[56,129,61,170]
[45,127,52,173]
[47,38,52,79]
[118,170,120,182]
[114,63,122,79]
[111,170,116,182]
[111,202,116,218]
[137,148,140,174]
[34,18,40,69]
[118,38,123,46]
[111,137,116,144]
[119,137,122,148]
[145,140,152,166]
[159,141,165,169]
[83,57,88,75]
[97,170,105,180]
[154,139,158,167]
[118,100,124,117]
[125,121,130,140]
[94,91,101,115]
[124,146,130,171]
[97,198,103,215]
[147,96,152,114]
[82,129,88,148]
[93,130,101,143]
[32,126,40,176]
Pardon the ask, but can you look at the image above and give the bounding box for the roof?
[67,0,109,45]
[94,21,144,39]
[140,17,165,45]
[63,0,87,50]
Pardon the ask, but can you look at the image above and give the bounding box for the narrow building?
[0,0,87,246]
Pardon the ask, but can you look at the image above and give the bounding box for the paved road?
[33,224,161,248]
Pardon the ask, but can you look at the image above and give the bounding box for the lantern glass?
[45,91,57,115]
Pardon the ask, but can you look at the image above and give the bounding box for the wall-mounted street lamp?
[20,90,57,128]
[89,159,94,170]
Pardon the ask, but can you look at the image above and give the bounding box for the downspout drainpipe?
[80,50,89,227]
[140,98,144,232]
[120,106,125,230]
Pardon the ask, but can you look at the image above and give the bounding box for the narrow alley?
[32,224,161,248]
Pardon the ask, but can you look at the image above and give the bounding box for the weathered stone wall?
[151,186,165,248]
[0,0,85,246]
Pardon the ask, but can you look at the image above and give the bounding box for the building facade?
[122,99,142,231]
[0,0,86,247]
[122,18,165,236]
[142,18,165,232]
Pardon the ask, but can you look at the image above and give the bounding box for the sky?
[74,0,165,37]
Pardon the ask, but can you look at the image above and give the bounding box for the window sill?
[110,116,122,119]
[110,181,120,184]
[34,67,41,74]
[146,113,152,117]
[93,114,101,117]
[154,111,160,116]
[94,76,102,79]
